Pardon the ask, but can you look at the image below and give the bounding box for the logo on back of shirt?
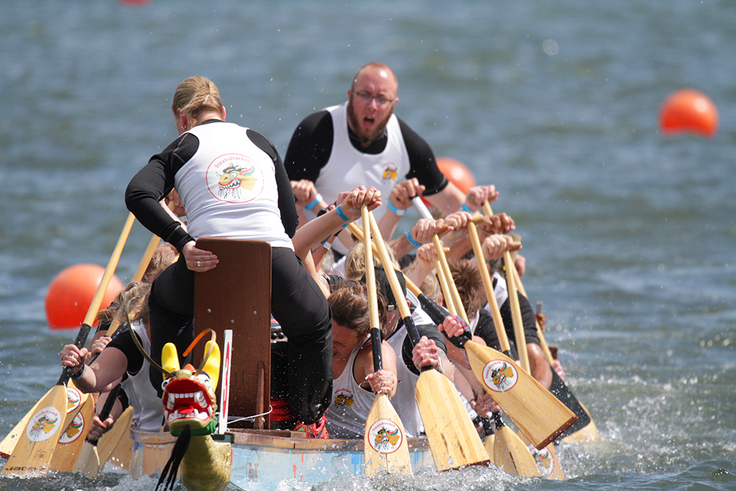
[207,153,264,203]
[381,162,398,182]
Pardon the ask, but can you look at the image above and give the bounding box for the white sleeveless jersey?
[311,103,411,254]
[175,122,293,250]
[123,320,164,432]
[326,340,375,439]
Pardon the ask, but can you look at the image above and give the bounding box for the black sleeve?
[247,129,299,237]
[105,330,145,375]
[474,309,501,351]
[125,133,198,253]
[499,292,540,346]
[401,323,448,376]
[398,118,449,196]
[283,110,334,182]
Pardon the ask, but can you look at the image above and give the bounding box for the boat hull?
[128,426,434,490]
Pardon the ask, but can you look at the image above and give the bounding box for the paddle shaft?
[411,197,469,322]
[89,384,121,446]
[362,206,383,373]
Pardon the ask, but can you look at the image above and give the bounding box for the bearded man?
[284,62,466,257]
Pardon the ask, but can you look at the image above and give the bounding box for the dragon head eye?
[194,372,213,391]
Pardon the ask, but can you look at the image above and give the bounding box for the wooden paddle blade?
[97,405,134,471]
[415,370,489,471]
[561,401,600,444]
[1,385,68,475]
[73,441,101,478]
[493,424,540,477]
[517,430,564,480]
[364,394,412,476]
[49,392,95,472]
[548,368,591,434]
[0,399,44,459]
[465,342,577,450]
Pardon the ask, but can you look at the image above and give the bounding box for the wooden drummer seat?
[193,238,272,429]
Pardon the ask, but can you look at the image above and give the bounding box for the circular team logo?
[531,445,554,477]
[481,359,519,393]
[26,406,63,442]
[58,410,86,445]
[367,419,404,454]
[207,153,265,203]
[65,386,83,413]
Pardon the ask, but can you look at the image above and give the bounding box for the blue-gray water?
[2,0,735,489]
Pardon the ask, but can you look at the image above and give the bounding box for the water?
[2,0,735,489]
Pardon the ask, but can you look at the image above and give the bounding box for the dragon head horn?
[162,342,181,375]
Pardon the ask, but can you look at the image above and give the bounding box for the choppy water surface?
[1,1,735,489]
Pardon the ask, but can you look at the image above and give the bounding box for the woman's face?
[332,323,361,360]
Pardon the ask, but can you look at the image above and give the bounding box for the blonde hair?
[328,283,387,339]
[344,240,397,283]
[171,76,223,124]
[96,281,151,327]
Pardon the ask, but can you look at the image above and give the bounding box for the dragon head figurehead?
[161,340,221,436]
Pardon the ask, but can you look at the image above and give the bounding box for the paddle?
[361,205,412,476]
[509,265,599,443]
[482,202,594,442]
[448,220,576,450]
[74,384,121,477]
[48,386,95,472]
[420,221,538,477]
[367,210,489,471]
[2,212,135,476]
[96,405,133,472]
[501,250,563,479]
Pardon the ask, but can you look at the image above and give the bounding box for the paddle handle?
[58,323,92,384]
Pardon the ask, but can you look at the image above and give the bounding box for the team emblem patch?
[481,359,518,392]
[381,163,398,182]
[58,410,86,444]
[65,386,82,413]
[334,389,354,407]
[26,406,63,442]
[368,419,404,454]
[207,154,264,203]
[530,444,554,477]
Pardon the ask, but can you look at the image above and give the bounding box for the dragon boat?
[108,238,435,491]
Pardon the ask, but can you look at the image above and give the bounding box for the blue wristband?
[461,203,473,213]
[405,230,422,248]
[335,204,350,222]
[304,194,323,211]
[388,201,405,216]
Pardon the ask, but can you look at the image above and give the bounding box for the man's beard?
[347,98,394,148]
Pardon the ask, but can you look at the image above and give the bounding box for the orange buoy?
[660,89,718,138]
[437,157,477,194]
[45,264,124,329]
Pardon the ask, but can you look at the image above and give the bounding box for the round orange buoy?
[660,89,718,138]
[437,157,477,194]
[45,264,124,329]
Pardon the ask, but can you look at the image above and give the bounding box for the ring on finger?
[197,260,201,267]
